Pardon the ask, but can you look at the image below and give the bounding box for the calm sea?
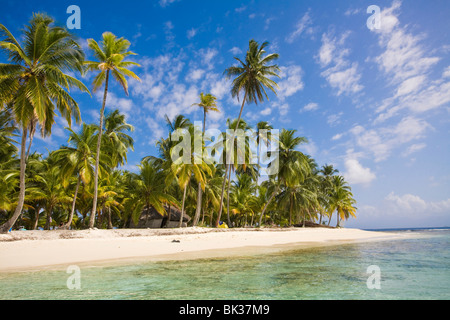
[0,228,449,300]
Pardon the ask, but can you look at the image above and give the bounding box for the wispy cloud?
[317,31,364,96]
[286,11,313,43]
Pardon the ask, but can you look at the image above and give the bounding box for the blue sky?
[2,0,450,229]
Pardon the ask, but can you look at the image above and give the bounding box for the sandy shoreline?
[0,227,409,273]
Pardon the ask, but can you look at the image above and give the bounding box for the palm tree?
[191,93,220,226]
[84,32,141,229]
[259,129,310,226]
[52,124,109,229]
[129,160,178,226]
[0,14,89,233]
[328,176,357,227]
[170,125,212,228]
[102,109,135,168]
[217,40,280,227]
[33,156,71,230]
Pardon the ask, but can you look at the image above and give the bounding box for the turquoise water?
[0,229,449,300]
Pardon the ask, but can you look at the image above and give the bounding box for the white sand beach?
[0,227,407,272]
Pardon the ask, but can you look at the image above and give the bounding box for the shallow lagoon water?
[0,229,449,300]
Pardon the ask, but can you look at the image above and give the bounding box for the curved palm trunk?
[90,70,110,229]
[179,185,187,228]
[216,91,248,227]
[0,125,28,233]
[65,175,81,230]
[258,184,279,227]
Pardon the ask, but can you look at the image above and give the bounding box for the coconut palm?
[102,109,134,168]
[33,157,71,230]
[217,40,280,227]
[129,160,178,226]
[0,109,17,166]
[259,129,310,226]
[0,14,89,233]
[52,124,111,229]
[328,176,357,227]
[191,93,220,226]
[84,32,141,229]
[170,125,212,228]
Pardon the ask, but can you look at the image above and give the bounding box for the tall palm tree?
[85,32,141,229]
[170,125,212,228]
[259,129,310,226]
[0,14,89,233]
[191,93,220,226]
[102,109,134,168]
[328,175,357,227]
[217,40,280,227]
[52,124,110,229]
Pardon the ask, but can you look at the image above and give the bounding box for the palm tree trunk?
[216,165,228,228]
[193,182,202,226]
[193,109,207,226]
[216,90,248,227]
[259,184,279,227]
[65,175,81,230]
[107,207,113,229]
[90,70,110,229]
[32,205,40,230]
[226,165,232,227]
[336,211,340,228]
[166,204,172,228]
[25,117,37,161]
[45,204,53,230]
[179,185,187,228]
[0,125,28,233]
[289,194,293,226]
[328,212,333,226]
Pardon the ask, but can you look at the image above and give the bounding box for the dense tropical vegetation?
[0,13,357,233]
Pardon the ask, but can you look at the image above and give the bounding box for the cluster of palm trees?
[0,13,357,232]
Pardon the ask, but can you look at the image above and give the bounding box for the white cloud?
[186,68,205,82]
[260,107,272,116]
[402,143,426,157]
[198,48,219,70]
[370,1,450,122]
[349,116,430,162]
[385,192,450,215]
[343,158,376,186]
[318,31,363,96]
[145,117,165,143]
[301,102,319,112]
[277,65,304,100]
[235,5,247,13]
[187,28,198,39]
[286,11,313,43]
[327,112,343,127]
[229,47,242,55]
[331,133,343,141]
[443,66,450,78]
[159,0,179,8]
